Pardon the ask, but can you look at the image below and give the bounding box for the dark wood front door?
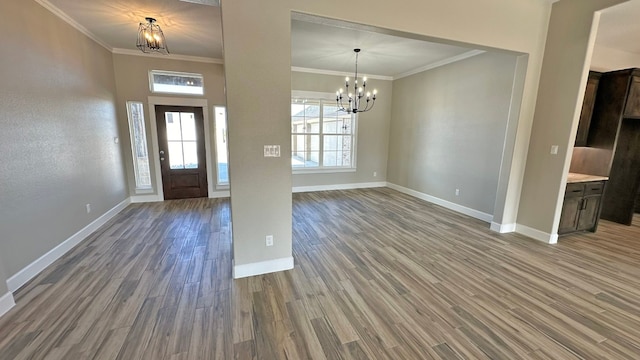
[156,105,208,200]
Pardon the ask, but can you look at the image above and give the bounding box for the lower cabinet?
[559,181,606,235]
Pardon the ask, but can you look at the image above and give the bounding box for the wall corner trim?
[0,292,16,318]
[386,182,493,223]
[515,224,558,244]
[490,222,516,233]
[233,257,294,279]
[6,198,131,292]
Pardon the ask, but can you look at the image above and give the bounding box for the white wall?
[591,45,640,72]
[388,52,518,217]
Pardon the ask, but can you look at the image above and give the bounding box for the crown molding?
[393,50,486,80]
[35,0,112,52]
[112,48,224,64]
[291,67,394,81]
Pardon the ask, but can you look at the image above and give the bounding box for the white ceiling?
[597,0,640,54]
[43,0,223,59]
[38,0,640,75]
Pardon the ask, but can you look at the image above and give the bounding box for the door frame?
[148,96,214,201]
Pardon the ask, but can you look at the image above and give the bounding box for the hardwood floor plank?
[1,191,640,359]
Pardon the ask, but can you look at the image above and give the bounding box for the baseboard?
[130,194,163,203]
[386,182,493,223]
[209,190,230,199]
[292,181,386,193]
[0,292,15,318]
[515,224,558,244]
[7,198,131,292]
[233,256,294,279]
[490,222,516,233]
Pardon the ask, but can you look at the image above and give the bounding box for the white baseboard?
[515,224,558,244]
[293,181,386,193]
[233,256,294,279]
[490,222,517,233]
[386,182,493,223]
[0,292,15,318]
[209,190,230,199]
[6,199,131,292]
[130,194,163,203]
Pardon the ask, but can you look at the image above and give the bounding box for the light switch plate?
[264,145,281,157]
[550,145,559,155]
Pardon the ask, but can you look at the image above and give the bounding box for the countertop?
[567,172,609,183]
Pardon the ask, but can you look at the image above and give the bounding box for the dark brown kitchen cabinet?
[588,68,640,225]
[559,181,605,235]
[623,76,640,118]
[575,71,601,147]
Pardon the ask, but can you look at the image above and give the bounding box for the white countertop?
[567,172,609,183]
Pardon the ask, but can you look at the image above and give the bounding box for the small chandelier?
[136,17,169,55]
[336,48,377,114]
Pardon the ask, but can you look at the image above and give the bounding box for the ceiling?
[40,0,640,76]
[597,0,640,54]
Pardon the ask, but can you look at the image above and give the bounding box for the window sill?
[135,188,154,194]
[293,168,357,175]
[216,184,230,190]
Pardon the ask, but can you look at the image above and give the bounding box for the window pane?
[127,101,151,189]
[183,141,198,169]
[323,151,338,166]
[215,106,229,185]
[150,70,204,95]
[168,141,184,169]
[166,112,182,141]
[324,135,340,151]
[291,116,305,133]
[308,134,320,151]
[180,113,197,140]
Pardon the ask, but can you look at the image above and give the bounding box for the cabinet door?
[575,72,601,146]
[577,195,601,231]
[623,76,640,118]
[559,197,582,234]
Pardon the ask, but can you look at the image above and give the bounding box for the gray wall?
[387,52,518,216]
[0,258,8,295]
[518,0,627,235]
[0,0,127,276]
[112,55,226,197]
[220,0,550,270]
[291,72,392,187]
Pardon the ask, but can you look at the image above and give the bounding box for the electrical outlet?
[550,145,559,155]
[266,235,274,247]
[86,204,91,213]
[373,171,377,177]
[455,189,460,196]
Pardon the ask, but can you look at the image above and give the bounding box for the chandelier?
[336,49,377,114]
[136,17,169,55]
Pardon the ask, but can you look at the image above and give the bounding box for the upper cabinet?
[575,71,601,147]
[623,76,640,118]
[587,68,640,225]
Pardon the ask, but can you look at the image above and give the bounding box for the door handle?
[160,150,165,155]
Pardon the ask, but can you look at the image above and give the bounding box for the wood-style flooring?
[1,188,640,359]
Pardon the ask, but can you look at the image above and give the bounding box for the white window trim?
[126,101,153,193]
[213,105,230,189]
[149,70,205,96]
[291,90,358,174]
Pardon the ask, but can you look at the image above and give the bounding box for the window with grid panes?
[291,97,356,171]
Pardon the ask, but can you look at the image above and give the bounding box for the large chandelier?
[136,17,169,55]
[336,49,377,114]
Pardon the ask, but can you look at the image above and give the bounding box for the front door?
[156,105,208,200]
